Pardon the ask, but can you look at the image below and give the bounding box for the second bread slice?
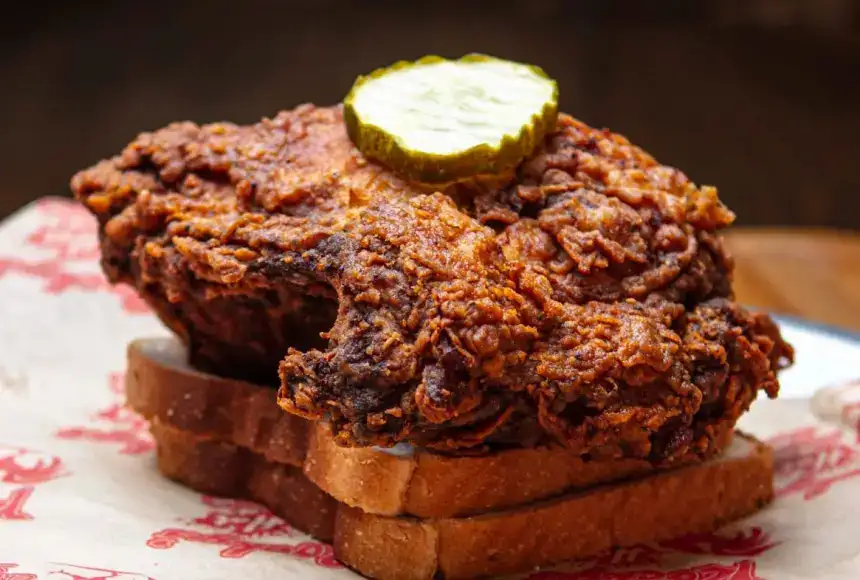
[149,420,773,580]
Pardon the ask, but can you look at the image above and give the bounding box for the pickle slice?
[344,54,559,183]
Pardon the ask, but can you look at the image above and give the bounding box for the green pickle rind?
[344,54,559,184]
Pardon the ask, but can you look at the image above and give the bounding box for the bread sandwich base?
[130,337,774,579]
[150,420,772,580]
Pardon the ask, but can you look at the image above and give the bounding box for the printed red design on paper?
[29,200,104,262]
[659,527,775,557]
[56,373,154,455]
[0,487,37,521]
[0,563,154,580]
[526,527,773,579]
[147,495,340,568]
[770,425,860,500]
[47,563,155,580]
[529,559,761,579]
[189,496,295,538]
[0,445,66,485]
[0,563,37,580]
[0,199,148,314]
[0,445,67,520]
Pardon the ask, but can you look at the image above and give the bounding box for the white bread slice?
[304,421,731,518]
[334,434,773,580]
[127,337,308,466]
[149,420,773,580]
[150,419,337,542]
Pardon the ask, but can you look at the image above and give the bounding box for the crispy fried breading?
[71,104,793,461]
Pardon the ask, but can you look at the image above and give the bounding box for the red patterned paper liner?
[146,496,340,568]
[0,563,36,580]
[0,562,155,580]
[525,527,772,579]
[55,373,154,456]
[0,445,67,521]
[528,559,761,579]
[771,425,860,500]
[0,199,147,315]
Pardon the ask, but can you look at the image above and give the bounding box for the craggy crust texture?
[71,105,793,461]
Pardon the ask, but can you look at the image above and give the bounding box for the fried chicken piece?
[71,104,793,462]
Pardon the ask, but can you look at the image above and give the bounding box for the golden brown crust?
[150,420,337,541]
[74,105,794,460]
[303,424,416,517]
[335,507,439,580]
[127,337,308,466]
[149,419,773,580]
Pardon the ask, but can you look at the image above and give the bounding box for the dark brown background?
[2,0,859,227]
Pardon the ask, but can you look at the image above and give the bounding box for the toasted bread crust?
[129,337,731,519]
[306,421,733,518]
[335,435,773,579]
[150,421,773,580]
[127,338,308,466]
[150,420,337,542]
